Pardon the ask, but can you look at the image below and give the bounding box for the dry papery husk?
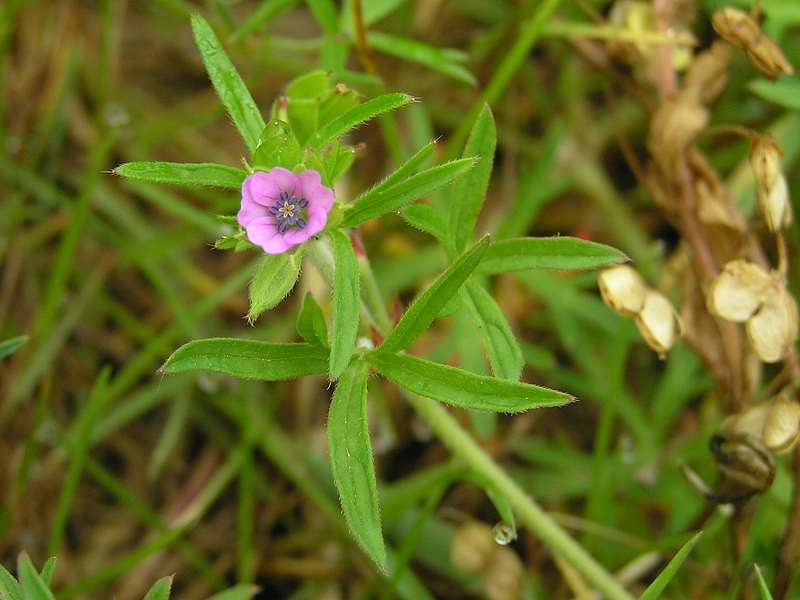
[708,259,774,322]
[484,547,524,600]
[450,521,496,574]
[683,40,731,105]
[750,135,792,232]
[747,285,799,363]
[635,290,682,357]
[598,265,647,316]
[648,91,708,172]
[720,389,800,454]
[712,7,795,80]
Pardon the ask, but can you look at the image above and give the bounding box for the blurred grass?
[0,0,799,598]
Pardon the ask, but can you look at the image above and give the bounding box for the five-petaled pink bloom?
[237,167,335,254]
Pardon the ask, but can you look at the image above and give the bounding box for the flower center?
[269,190,309,233]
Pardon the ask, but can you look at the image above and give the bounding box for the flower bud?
[450,521,496,574]
[712,8,794,80]
[708,259,773,322]
[750,136,791,232]
[635,290,681,356]
[763,389,800,454]
[598,265,647,316]
[747,285,799,363]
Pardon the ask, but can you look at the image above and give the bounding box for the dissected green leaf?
[328,360,387,570]
[286,97,319,145]
[253,121,302,170]
[368,32,475,86]
[142,575,173,600]
[477,237,629,275]
[17,553,55,600]
[319,86,361,127]
[0,335,28,360]
[190,14,266,153]
[638,532,703,600]
[450,104,495,252]
[401,203,449,244]
[368,352,573,412]
[308,92,413,150]
[462,281,523,381]
[296,293,329,346]
[380,237,489,353]
[247,249,304,322]
[369,139,438,194]
[0,564,21,600]
[113,162,246,189]
[161,339,329,380]
[206,585,261,600]
[329,230,361,378]
[341,158,476,228]
[286,69,331,99]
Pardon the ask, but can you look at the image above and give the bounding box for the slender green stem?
[406,393,634,600]
[358,255,392,334]
[314,231,632,598]
[447,0,562,157]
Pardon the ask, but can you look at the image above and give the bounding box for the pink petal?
[298,170,335,212]
[244,217,293,254]
[237,200,269,228]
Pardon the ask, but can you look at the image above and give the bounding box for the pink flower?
[237,167,335,254]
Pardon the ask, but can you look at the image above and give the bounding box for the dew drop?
[492,521,517,545]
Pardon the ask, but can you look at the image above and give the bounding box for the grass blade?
[190,14,266,153]
[380,237,488,353]
[113,162,246,189]
[0,335,28,360]
[754,565,774,600]
[328,360,387,570]
[368,352,573,412]
[161,339,330,380]
[639,532,703,600]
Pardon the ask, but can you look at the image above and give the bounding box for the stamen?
[298,198,308,208]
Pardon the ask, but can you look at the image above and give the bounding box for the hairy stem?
[311,231,633,599]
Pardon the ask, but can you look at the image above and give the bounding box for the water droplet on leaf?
[492,521,516,545]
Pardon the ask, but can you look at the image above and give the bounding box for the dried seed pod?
[484,547,525,600]
[450,521,497,574]
[684,40,731,104]
[708,259,773,322]
[696,178,742,231]
[712,7,794,80]
[648,93,708,170]
[747,285,799,363]
[635,290,681,356]
[750,135,791,232]
[763,389,800,454]
[598,265,647,316]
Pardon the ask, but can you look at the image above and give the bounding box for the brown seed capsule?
[750,135,791,232]
[598,265,647,316]
[712,8,794,80]
[450,521,497,574]
[635,290,681,356]
[708,259,773,322]
[763,389,800,454]
[483,547,524,600]
[747,285,799,363]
